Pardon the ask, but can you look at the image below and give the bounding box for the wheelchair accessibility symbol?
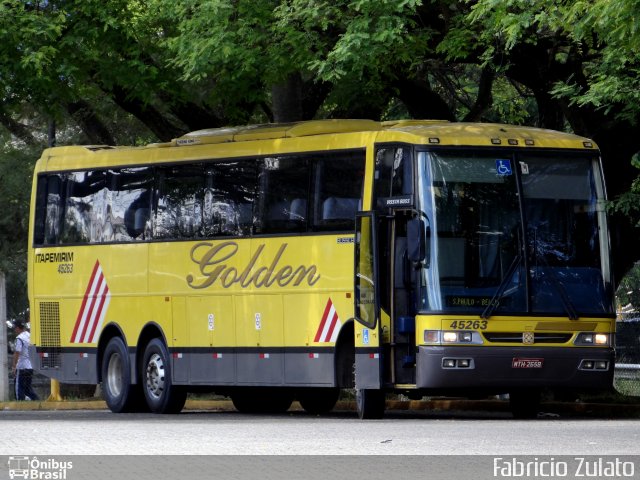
[496,160,512,176]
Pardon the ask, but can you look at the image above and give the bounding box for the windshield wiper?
[481,253,522,319]
[529,228,579,320]
[538,261,579,321]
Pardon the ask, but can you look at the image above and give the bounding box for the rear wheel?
[142,338,187,414]
[356,389,385,419]
[101,336,145,413]
[298,388,340,415]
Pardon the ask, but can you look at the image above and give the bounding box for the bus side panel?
[170,296,189,383]
[235,293,284,384]
[31,244,149,383]
[149,234,355,387]
[284,293,334,386]
[184,295,236,384]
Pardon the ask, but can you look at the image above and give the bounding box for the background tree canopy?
[1,0,639,316]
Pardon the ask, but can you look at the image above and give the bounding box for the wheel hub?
[145,353,165,400]
[107,353,123,397]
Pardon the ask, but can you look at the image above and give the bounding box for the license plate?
[512,358,544,369]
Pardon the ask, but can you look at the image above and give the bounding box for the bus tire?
[356,389,385,419]
[141,338,187,414]
[298,388,340,415]
[101,336,143,413]
[509,389,541,419]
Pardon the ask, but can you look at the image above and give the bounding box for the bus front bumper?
[415,345,614,391]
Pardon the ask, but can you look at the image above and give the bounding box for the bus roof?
[36,119,598,171]
[175,119,597,150]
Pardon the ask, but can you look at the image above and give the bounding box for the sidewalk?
[2,398,640,417]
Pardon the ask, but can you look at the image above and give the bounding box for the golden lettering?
[187,241,321,289]
[292,265,321,286]
[187,242,238,289]
[275,266,293,286]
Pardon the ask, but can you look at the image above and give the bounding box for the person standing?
[12,318,40,401]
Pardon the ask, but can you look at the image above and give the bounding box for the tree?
[0,144,37,320]
[436,0,640,280]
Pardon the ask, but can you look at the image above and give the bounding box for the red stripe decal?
[314,298,333,343]
[70,260,100,342]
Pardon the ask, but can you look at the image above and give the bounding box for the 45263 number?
[449,320,488,330]
[57,263,73,274]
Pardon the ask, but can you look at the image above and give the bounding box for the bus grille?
[39,302,61,369]
[483,332,573,344]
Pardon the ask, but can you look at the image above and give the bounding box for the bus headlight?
[443,331,459,343]
[442,331,473,343]
[423,330,483,345]
[575,332,610,346]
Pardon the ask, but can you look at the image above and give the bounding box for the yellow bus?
[27,119,615,418]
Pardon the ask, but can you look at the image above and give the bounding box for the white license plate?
[512,358,544,368]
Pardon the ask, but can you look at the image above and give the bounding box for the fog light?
[458,359,470,368]
[443,359,456,368]
[582,360,594,369]
[595,361,608,370]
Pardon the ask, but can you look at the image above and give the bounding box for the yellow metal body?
[27,119,607,387]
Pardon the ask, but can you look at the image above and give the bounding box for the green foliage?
[458,0,640,123]
[0,0,640,317]
[0,144,37,319]
[617,262,640,313]
[611,153,640,227]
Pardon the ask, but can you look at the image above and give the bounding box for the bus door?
[388,210,422,386]
[372,146,421,388]
[354,212,383,390]
[355,210,423,389]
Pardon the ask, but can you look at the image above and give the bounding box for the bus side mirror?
[407,217,430,266]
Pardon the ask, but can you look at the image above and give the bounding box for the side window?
[311,151,365,231]
[155,165,205,240]
[374,147,412,210]
[59,168,154,244]
[34,173,66,245]
[155,161,257,240]
[256,156,310,234]
[60,171,107,244]
[110,167,153,242]
[206,160,257,237]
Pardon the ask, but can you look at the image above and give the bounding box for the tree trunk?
[271,74,305,123]
[395,78,456,121]
[66,100,115,145]
[107,85,185,141]
[0,109,38,146]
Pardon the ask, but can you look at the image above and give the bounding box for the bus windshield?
[417,150,613,317]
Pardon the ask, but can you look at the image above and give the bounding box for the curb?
[2,398,640,417]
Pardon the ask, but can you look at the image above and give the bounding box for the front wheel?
[356,389,385,419]
[142,338,187,414]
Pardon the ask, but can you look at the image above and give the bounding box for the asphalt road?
[1,408,639,456]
